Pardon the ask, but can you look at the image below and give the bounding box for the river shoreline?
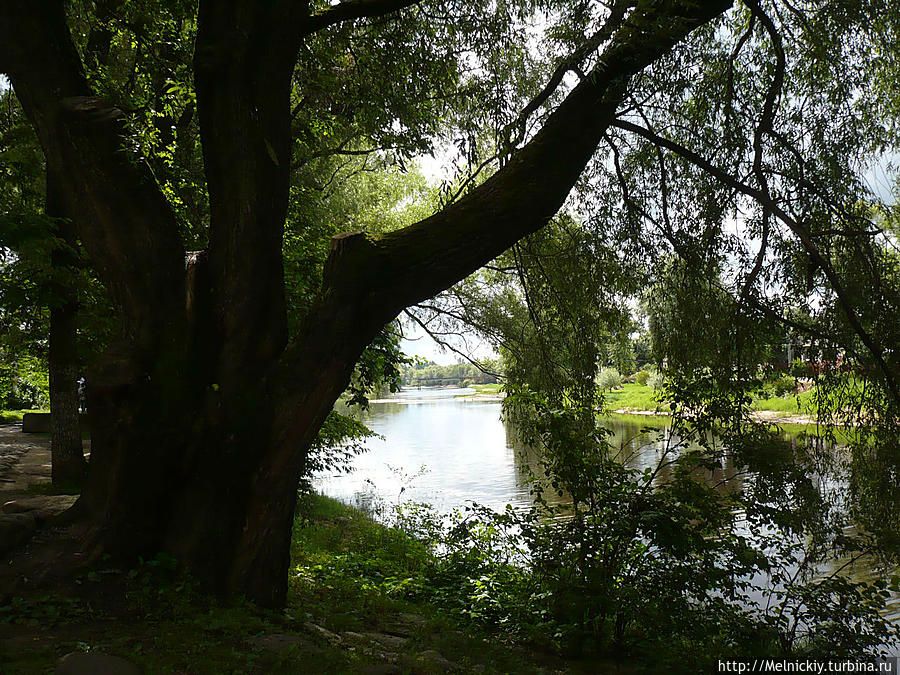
[390,386,824,426]
[609,406,821,426]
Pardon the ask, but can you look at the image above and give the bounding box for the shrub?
[790,358,812,379]
[765,375,797,398]
[596,367,621,391]
[635,370,650,387]
[390,399,900,663]
[647,370,665,390]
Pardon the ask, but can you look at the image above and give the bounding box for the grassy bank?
[603,382,817,419]
[454,383,503,398]
[0,492,562,674]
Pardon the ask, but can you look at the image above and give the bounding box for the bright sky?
[400,324,458,366]
[400,312,499,366]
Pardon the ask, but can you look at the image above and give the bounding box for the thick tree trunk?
[77,339,354,608]
[47,170,86,486]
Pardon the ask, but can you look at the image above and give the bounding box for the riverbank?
[604,382,822,424]
[449,382,822,425]
[369,383,505,404]
[608,406,819,426]
[0,427,614,674]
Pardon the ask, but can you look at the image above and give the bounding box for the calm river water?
[313,386,900,640]
[315,387,732,512]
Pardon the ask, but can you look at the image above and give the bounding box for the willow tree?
[0,0,732,606]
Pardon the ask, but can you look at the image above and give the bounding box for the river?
[315,387,735,513]
[313,386,900,645]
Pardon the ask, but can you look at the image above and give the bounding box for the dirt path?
[0,423,54,498]
[0,425,82,564]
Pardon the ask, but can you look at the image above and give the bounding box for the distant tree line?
[401,360,500,388]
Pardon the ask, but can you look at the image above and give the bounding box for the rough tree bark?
[0,0,732,606]
[47,169,86,486]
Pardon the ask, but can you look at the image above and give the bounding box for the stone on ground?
[55,651,141,675]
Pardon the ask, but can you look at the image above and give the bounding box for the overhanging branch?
[355,0,734,313]
[272,0,733,460]
[303,0,422,35]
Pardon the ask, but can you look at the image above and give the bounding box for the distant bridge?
[404,375,498,386]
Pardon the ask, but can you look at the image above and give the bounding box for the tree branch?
[501,0,637,152]
[268,0,733,469]
[0,1,185,347]
[303,0,422,36]
[333,0,733,315]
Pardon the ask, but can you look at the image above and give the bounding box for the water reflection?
[315,390,821,519]
[312,387,899,638]
[315,388,533,513]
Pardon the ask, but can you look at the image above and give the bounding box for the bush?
[635,370,650,387]
[0,355,49,410]
[765,375,796,398]
[647,370,665,390]
[596,367,621,391]
[389,399,900,664]
[790,358,812,379]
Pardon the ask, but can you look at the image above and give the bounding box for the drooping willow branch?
[609,117,900,406]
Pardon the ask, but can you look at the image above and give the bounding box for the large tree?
[0,0,793,606]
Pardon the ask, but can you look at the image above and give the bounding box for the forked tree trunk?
[0,0,732,608]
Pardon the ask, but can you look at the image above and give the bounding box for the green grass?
[602,382,822,419]
[750,388,817,414]
[456,382,504,397]
[0,492,553,674]
[472,383,502,394]
[602,382,665,412]
[604,411,671,429]
[0,408,47,424]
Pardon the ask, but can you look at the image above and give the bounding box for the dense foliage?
[2,0,900,660]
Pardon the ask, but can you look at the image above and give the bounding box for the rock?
[303,622,341,644]
[0,513,36,555]
[55,651,141,674]
[21,412,89,434]
[247,633,310,654]
[361,632,408,650]
[357,665,402,675]
[2,495,78,523]
[341,631,370,645]
[21,413,51,434]
[416,649,459,672]
[387,612,428,636]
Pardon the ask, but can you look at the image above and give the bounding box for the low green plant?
[790,358,812,379]
[383,387,900,666]
[764,374,798,398]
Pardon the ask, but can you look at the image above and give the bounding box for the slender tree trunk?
[47,169,86,486]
